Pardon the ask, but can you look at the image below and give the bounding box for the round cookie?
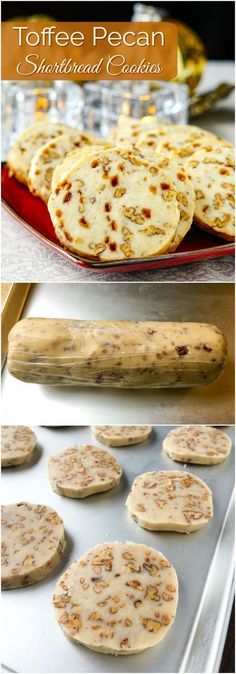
[48,146,180,262]
[163,425,232,465]
[154,125,222,164]
[28,132,98,202]
[51,143,112,192]
[111,122,169,146]
[126,470,213,533]
[7,121,78,185]
[92,425,152,447]
[1,425,36,467]
[53,541,178,654]
[151,155,195,251]
[48,444,122,498]
[1,502,66,589]
[186,146,235,241]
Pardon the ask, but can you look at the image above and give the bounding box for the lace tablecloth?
[2,62,235,283]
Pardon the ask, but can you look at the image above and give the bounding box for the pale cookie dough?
[1,502,66,589]
[1,426,36,467]
[28,133,97,202]
[186,146,235,241]
[92,426,152,447]
[48,444,122,498]
[48,146,180,261]
[126,470,213,533]
[163,425,232,465]
[7,121,78,185]
[53,541,178,654]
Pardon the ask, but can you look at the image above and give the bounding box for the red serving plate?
[1,166,234,273]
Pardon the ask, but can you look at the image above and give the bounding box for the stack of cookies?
[7,119,235,261]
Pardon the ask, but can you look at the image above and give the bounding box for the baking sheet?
[1,283,234,425]
[1,424,235,674]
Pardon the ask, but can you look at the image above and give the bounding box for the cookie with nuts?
[28,132,100,203]
[163,426,232,465]
[152,124,224,164]
[7,121,78,185]
[48,444,122,498]
[53,541,178,654]
[48,146,180,261]
[1,502,66,589]
[51,142,112,192]
[1,425,36,467]
[92,425,152,447]
[126,470,213,533]
[186,146,235,241]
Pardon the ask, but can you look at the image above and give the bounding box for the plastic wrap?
[8,318,227,388]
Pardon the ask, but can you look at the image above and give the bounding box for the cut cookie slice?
[1,502,66,589]
[53,541,178,654]
[1,425,36,467]
[51,143,112,192]
[163,425,232,465]
[92,426,152,447]
[48,444,122,498]
[186,146,235,241]
[151,155,195,251]
[154,125,222,164]
[126,470,213,533]
[7,121,78,185]
[48,146,180,261]
[28,132,99,202]
[111,122,169,146]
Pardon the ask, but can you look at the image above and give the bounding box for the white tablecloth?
[2,61,235,283]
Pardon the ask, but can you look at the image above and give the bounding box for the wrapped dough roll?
[8,318,227,388]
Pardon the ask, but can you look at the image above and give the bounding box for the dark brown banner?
[2,21,177,80]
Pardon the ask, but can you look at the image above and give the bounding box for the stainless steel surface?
[1,283,234,425]
[1,425,234,674]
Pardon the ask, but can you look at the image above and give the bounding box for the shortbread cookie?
[1,502,66,589]
[151,156,195,251]
[126,470,213,533]
[53,541,178,654]
[48,444,122,498]
[1,426,36,467]
[28,133,98,202]
[187,146,235,241]
[48,146,180,261]
[154,125,221,164]
[7,121,79,185]
[92,426,152,447]
[111,122,169,146]
[163,425,232,465]
[51,143,112,192]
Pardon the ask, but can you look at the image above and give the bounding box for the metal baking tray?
[1,425,234,673]
[1,283,234,425]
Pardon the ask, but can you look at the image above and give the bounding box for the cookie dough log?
[1,502,66,589]
[53,541,178,654]
[8,318,227,388]
[1,425,36,467]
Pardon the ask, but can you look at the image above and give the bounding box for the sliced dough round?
[92,425,152,447]
[53,541,178,654]
[51,143,112,192]
[186,146,235,241]
[154,125,222,164]
[1,425,36,467]
[1,502,66,589]
[48,444,122,498]
[7,121,78,185]
[126,470,213,533]
[163,425,232,465]
[48,146,180,261]
[152,155,195,251]
[111,122,169,146]
[28,132,99,202]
